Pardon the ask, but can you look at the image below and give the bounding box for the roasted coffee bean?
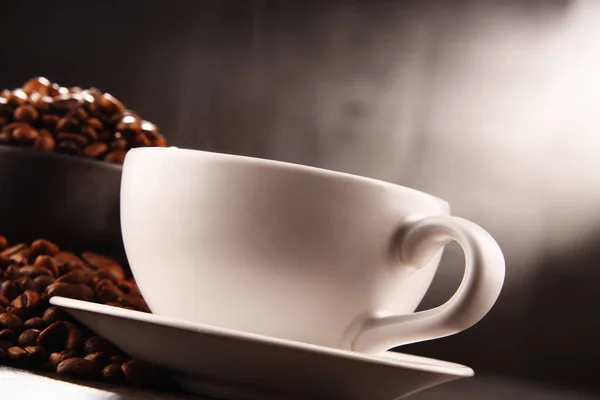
[85,351,111,368]
[11,290,41,312]
[0,237,7,252]
[5,306,23,319]
[87,117,103,130]
[56,132,88,147]
[0,280,18,299]
[7,89,27,107]
[97,130,113,142]
[95,280,123,303]
[33,129,56,152]
[1,244,26,258]
[81,252,117,270]
[56,141,81,155]
[95,265,125,283]
[54,251,86,272]
[37,321,69,350]
[104,149,126,164]
[52,93,83,113]
[9,248,30,266]
[42,306,67,325]
[82,142,108,159]
[19,265,54,279]
[121,359,156,387]
[4,265,21,279]
[102,363,125,383]
[109,354,130,365]
[80,125,98,141]
[0,312,23,331]
[49,351,76,368]
[23,317,46,330]
[13,124,39,144]
[22,77,51,96]
[24,345,48,365]
[0,294,9,307]
[84,336,116,356]
[7,346,27,363]
[56,269,89,285]
[0,131,13,144]
[33,275,54,291]
[14,276,36,293]
[41,113,59,128]
[56,117,79,132]
[0,329,16,342]
[110,137,128,149]
[57,357,98,379]
[30,239,59,258]
[65,328,83,353]
[46,282,94,302]
[14,105,38,123]
[34,254,59,275]
[18,329,40,347]
[98,93,125,115]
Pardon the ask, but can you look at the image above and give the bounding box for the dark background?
[2,0,600,396]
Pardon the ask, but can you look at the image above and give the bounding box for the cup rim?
[126,147,450,210]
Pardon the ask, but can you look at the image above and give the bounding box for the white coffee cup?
[120,147,505,354]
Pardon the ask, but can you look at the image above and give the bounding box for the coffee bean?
[22,77,51,96]
[11,290,41,312]
[56,117,79,132]
[57,357,98,379]
[0,312,23,331]
[0,237,7,252]
[82,142,108,159]
[18,329,40,347]
[0,131,13,144]
[19,265,54,279]
[65,328,83,353]
[105,148,128,163]
[94,280,123,303]
[13,124,39,144]
[7,346,27,363]
[1,244,26,258]
[52,93,83,113]
[46,282,94,302]
[80,126,98,141]
[84,351,111,368]
[34,254,59,275]
[0,295,9,308]
[14,105,39,123]
[42,306,67,325]
[30,239,59,258]
[102,363,125,383]
[41,113,59,128]
[0,281,18,300]
[56,132,88,147]
[14,276,36,293]
[109,354,130,365]
[24,345,48,366]
[86,117,103,130]
[121,359,156,387]
[56,141,82,155]
[49,351,76,368]
[37,321,69,350]
[33,129,56,152]
[0,329,16,342]
[33,275,54,291]
[95,265,125,283]
[7,89,28,107]
[98,93,124,115]
[84,336,116,356]
[55,269,89,285]
[9,248,30,266]
[24,317,46,330]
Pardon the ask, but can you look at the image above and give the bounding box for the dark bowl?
[0,146,125,263]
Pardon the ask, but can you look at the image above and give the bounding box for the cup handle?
[352,215,505,353]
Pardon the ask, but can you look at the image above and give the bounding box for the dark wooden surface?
[1,0,600,395]
[1,366,598,400]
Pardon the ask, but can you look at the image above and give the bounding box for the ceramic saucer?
[50,296,473,400]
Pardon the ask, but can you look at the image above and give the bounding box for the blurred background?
[1,0,599,397]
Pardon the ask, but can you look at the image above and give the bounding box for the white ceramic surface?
[121,148,505,353]
[50,297,473,400]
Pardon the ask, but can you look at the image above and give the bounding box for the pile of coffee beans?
[0,77,167,164]
[0,236,170,389]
